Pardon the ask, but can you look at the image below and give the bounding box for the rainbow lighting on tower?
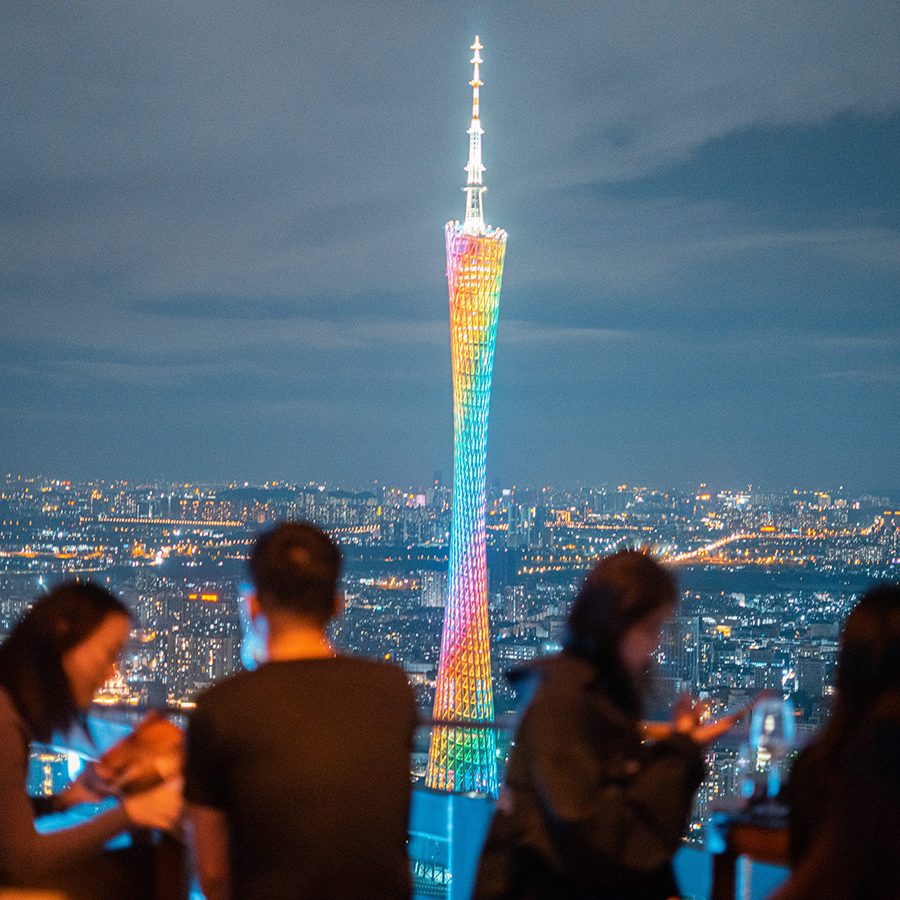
[426,36,507,797]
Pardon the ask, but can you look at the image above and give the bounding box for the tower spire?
[463,35,486,234]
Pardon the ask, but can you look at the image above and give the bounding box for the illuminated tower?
[427,36,507,796]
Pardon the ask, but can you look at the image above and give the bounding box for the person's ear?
[247,591,262,622]
[332,592,344,619]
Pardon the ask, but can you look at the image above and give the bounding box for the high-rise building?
[421,570,448,608]
[427,37,508,797]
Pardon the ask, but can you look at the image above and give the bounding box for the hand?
[99,713,184,794]
[57,762,116,809]
[672,693,708,737]
[107,749,183,794]
[690,708,744,745]
[122,777,184,831]
[641,721,676,741]
[672,694,753,745]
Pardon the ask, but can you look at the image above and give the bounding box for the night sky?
[3,2,898,491]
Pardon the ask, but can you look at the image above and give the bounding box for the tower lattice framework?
[426,36,507,797]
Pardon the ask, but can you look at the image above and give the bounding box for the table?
[709,802,790,900]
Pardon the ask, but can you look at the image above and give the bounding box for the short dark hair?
[0,581,131,742]
[248,522,341,625]
[564,549,678,715]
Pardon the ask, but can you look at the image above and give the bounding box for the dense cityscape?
[3,472,896,842]
[3,1,898,895]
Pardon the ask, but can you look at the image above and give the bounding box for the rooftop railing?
[26,705,790,900]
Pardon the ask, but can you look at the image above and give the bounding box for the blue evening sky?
[1,2,898,491]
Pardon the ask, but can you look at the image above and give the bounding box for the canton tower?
[426,36,507,797]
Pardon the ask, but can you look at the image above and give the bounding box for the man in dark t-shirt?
[184,523,416,900]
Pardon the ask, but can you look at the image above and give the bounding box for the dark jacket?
[774,692,900,900]
[474,653,705,900]
[782,740,831,863]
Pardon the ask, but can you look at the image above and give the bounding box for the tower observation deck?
[426,36,508,797]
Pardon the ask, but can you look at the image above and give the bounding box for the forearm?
[2,804,130,882]
[32,781,102,815]
[186,803,231,900]
[641,721,674,740]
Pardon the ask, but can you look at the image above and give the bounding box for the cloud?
[1,2,898,485]
[813,333,900,350]
[503,2,900,188]
[501,320,632,345]
[3,2,900,303]
[818,365,900,384]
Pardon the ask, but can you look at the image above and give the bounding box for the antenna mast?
[463,36,486,234]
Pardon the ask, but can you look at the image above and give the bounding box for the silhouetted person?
[774,582,900,899]
[0,582,182,899]
[185,522,416,900]
[773,688,900,899]
[474,550,738,900]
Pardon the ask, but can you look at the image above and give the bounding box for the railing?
[27,705,791,900]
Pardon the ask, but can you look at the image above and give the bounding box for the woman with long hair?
[775,583,900,894]
[474,549,737,900]
[0,581,182,895]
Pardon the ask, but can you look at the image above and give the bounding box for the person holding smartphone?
[475,550,740,900]
[0,582,183,899]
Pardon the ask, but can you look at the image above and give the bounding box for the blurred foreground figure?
[475,550,738,900]
[775,583,900,898]
[185,522,416,900]
[0,583,183,899]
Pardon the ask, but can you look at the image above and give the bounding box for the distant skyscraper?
[421,570,448,608]
[427,37,508,796]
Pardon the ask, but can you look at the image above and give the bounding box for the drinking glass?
[749,696,795,798]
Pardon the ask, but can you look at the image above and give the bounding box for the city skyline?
[1,469,894,500]
[3,468,895,846]
[2,3,899,490]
